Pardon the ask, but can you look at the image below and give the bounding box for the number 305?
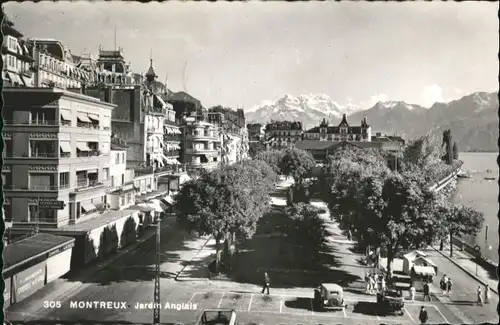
[43,301,61,308]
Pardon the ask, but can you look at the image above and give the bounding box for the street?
[5,180,496,325]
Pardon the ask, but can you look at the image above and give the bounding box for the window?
[120,196,125,207]
[29,204,56,223]
[30,140,57,157]
[127,194,132,204]
[121,153,125,163]
[59,172,70,189]
[30,174,54,190]
[111,176,115,188]
[121,174,125,185]
[116,153,120,164]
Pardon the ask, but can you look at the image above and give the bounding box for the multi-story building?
[247,123,265,142]
[107,137,136,210]
[2,17,35,87]
[162,93,182,166]
[264,120,303,149]
[372,132,405,146]
[28,38,91,89]
[2,87,115,235]
[181,115,221,172]
[303,115,372,142]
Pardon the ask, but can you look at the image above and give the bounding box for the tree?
[284,203,326,263]
[435,204,484,257]
[403,133,443,169]
[328,169,441,276]
[452,142,459,160]
[280,147,315,186]
[441,129,453,165]
[173,160,276,271]
[254,149,285,175]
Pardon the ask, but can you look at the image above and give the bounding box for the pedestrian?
[364,272,370,293]
[423,282,431,301]
[261,272,270,295]
[381,276,387,293]
[370,275,377,294]
[477,286,483,306]
[446,277,453,296]
[419,306,428,324]
[484,284,490,304]
[409,284,416,303]
[440,274,448,296]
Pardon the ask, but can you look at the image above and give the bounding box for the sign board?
[4,277,11,308]
[38,199,66,210]
[12,261,46,304]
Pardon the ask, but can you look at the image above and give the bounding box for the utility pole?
[153,217,161,324]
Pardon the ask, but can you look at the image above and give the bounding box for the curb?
[174,236,213,282]
[432,247,498,295]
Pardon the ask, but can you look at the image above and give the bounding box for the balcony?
[77,122,100,129]
[133,166,176,177]
[77,150,100,158]
[147,127,162,133]
[20,68,33,78]
[4,184,69,191]
[75,179,104,191]
[184,133,219,141]
[3,120,60,126]
[185,147,219,154]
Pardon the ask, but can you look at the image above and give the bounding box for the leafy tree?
[402,133,443,169]
[435,204,484,257]
[328,169,440,276]
[254,149,285,175]
[452,142,459,160]
[280,147,315,186]
[173,160,276,270]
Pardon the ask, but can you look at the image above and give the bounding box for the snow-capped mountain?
[246,92,498,151]
[246,94,363,128]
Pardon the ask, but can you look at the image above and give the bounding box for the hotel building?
[2,18,35,87]
[264,120,303,148]
[182,115,221,172]
[303,115,372,142]
[2,87,115,235]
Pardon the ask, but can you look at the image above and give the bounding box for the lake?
[453,152,499,263]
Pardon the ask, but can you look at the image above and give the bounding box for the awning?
[60,110,72,121]
[148,200,166,212]
[77,113,91,123]
[412,266,436,276]
[60,142,72,153]
[152,199,169,211]
[135,204,155,213]
[88,113,99,121]
[80,202,96,212]
[87,169,98,174]
[162,195,175,205]
[19,75,27,87]
[76,143,91,151]
[16,43,23,54]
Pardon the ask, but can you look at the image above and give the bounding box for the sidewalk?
[8,218,175,319]
[432,244,498,295]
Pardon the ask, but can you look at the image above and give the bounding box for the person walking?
[484,284,490,304]
[419,306,429,324]
[446,277,453,296]
[364,272,370,293]
[261,272,270,295]
[477,286,483,306]
[440,275,447,296]
[381,276,387,293]
[409,284,416,303]
[423,282,431,301]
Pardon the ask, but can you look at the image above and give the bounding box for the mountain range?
[246,92,499,152]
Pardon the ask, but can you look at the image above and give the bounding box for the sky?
[4,1,499,110]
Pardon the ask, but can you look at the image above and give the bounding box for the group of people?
[477,284,490,305]
[439,274,453,296]
[364,272,386,294]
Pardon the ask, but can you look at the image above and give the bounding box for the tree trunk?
[449,232,453,258]
[386,246,394,280]
[439,240,444,251]
[215,235,221,273]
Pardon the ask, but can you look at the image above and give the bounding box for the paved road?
[5,183,483,325]
[424,249,499,324]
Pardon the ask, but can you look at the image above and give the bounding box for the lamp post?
[153,214,161,324]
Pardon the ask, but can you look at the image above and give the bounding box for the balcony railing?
[75,179,103,190]
[133,165,176,177]
[77,122,100,129]
[30,152,59,158]
[4,120,60,126]
[4,184,68,191]
[77,150,100,158]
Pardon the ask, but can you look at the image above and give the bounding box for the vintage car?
[196,309,237,325]
[376,288,405,315]
[313,283,346,311]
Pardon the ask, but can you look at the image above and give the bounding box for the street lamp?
[153,212,161,324]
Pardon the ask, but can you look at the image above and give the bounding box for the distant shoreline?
[462,151,498,153]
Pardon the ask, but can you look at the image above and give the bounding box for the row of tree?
[321,139,484,276]
[173,160,278,271]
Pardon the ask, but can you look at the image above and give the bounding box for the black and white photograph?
[1,1,498,325]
